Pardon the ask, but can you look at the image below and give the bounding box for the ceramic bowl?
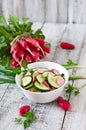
[15,61,69,103]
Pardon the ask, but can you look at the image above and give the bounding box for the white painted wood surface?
[0,23,86,130]
[1,0,86,23]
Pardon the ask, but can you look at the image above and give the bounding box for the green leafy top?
[0,14,45,67]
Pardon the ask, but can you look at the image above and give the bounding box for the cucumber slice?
[47,72,59,89]
[28,86,40,92]
[36,74,45,83]
[22,76,32,87]
[23,83,33,90]
[34,81,50,92]
[42,71,49,77]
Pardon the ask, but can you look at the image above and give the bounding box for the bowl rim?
[15,61,69,95]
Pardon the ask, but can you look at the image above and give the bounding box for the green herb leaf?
[24,119,30,129]
[14,118,22,123]
[45,42,51,48]
[74,89,80,96]
[14,111,36,129]
[65,84,74,93]
[0,15,7,26]
[32,29,45,39]
[24,111,36,120]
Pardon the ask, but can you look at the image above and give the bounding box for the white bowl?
[15,61,69,103]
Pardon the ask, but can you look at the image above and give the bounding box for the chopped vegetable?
[21,67,65,92]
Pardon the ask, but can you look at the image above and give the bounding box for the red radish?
[60,42,75,49]
[41,45,51,53]
[12,52,23,66]
[11,59,19,67]
[38,44,45,57]
[19,39,34,56]
[29,49,39,62]
[34,38,45,46]
[18,48,25,59]
[12,52,20,62]
[25,38,39,48]
[39,50,46,58]
[50,69,60,75]
[19,105,30,116]
[11,42,20,53]
[43,81,52,90]
[56,76,65,86]
[24,52,32,63]
[57,96,64,104]
[37,68,46,74]
[57,97,71,111]
[33,76,36,83]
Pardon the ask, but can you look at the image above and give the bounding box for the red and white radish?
[34,38,45,46]
[19,39,34,56]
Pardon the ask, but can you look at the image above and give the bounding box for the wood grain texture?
[1,0,86,23]
[69,0,86,24]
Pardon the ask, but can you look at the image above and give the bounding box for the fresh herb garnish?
[14,111,36,129]
[14,118,22,123]
[62,59,86,69]
[65,83,86,96]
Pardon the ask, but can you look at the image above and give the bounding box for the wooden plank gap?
[0,84,10,102]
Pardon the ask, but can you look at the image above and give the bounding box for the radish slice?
[37,68,46,74]
[33,76,37,83]
[56,76,65,87]
[43,81,52,90]
[50,69,60,75]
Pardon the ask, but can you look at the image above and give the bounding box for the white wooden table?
[0,23,86,130]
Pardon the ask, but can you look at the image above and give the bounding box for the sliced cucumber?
[34,81,50,92]
[47,72,59,89]
[22,76,32,87]
[28,86,40,92]
[32,70,39,78]
[36,74,45,83]
[23,83,33,90]
[42,71,49,77]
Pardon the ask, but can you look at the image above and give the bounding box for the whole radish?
[34,38,45,46]
[19,39,34,56]
[25,38,39,48]
[11,42,20,53]
[24,52,32,63]
[12,52,22,66]
[11,59,19,67]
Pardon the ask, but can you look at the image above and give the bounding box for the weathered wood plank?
[24,0,45,22]
[41,23,66,61]
[68,0,86,24]
[2,0,25,20]
[45,0,68,23]
[61,30,86,130]
[1,0,86,24]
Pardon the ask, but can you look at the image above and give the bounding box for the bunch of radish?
[11,37,51,67]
